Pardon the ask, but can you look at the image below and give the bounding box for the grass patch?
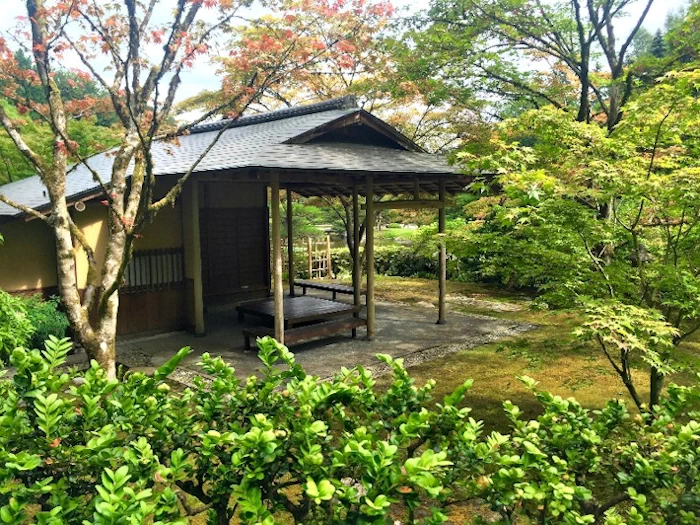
[336,274,527,306]
[376,227,415,242]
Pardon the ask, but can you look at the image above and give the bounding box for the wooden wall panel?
[117,288,185,337]
[199,207,269,305]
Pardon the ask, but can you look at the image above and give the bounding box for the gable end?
[284,110,424,152]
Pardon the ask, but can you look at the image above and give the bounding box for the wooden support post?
[186,181,205,335]
[352,182,361,318]
[437,179,447,325]
[271,174,284,344]
[307,237,313,279]
[287,190,295,296]
[365,175,376,340]
[326,234,332,279]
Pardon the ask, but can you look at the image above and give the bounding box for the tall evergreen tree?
[651,29,666,58]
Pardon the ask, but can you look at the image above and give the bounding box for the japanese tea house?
[0,97,466,344]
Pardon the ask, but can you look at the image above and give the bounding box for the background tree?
[0,50,119,184]
[178,0,395,111]
[401,0,657,130]
[0,0,363,377]
[459,69,700,405]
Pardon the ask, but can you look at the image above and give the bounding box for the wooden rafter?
[362,199,444,210]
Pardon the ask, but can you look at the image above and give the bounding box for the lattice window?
[281,236,333,279]
[122,248,185,293]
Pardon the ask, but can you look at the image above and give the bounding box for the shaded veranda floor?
[116,292,534,384]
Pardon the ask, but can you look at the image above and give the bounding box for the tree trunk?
[606,81,623,132]
[650,366,664,407]
[82,334,117,379]
[214,504,229,525]
[95,291,120,379]
[576,44,591,123]
[624,378,644,412]
[48,176,108,371]
[341,198,365,270]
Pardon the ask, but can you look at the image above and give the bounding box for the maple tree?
[0,0,362,377]
[0,49,119,184]
[180,0,484,152]
[180,0,395,111]
[457,68,700,406]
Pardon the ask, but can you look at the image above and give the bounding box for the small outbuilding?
[0,97,466,344]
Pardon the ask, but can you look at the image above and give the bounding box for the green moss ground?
[369,276,700,433]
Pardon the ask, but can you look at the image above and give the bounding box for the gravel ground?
[5,293,534,386]
[115,294,535,385]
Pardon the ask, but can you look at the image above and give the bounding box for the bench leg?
[302,287,307,295]
[351,328,357,338]
[238,311,244,323]
[244,334,251,351]
[333,291,337,300]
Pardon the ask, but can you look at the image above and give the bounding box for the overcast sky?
[0,0,690,105]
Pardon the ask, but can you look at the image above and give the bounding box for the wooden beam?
[362,199,444,211]
[437,180,446,325]
[271,173,284,344]
[365,175,375,340]
[287,190,295,297]
[158,167,468,193]
[352,183,361,318]
[286,111,425,153]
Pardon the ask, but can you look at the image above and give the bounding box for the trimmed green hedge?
[292,245,453,280]
[331,245,439,278]
[1,337,699,524]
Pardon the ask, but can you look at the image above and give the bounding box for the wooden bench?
[242,317,367,350]
[295,279,366,301]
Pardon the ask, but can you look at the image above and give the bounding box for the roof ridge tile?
[189,96,358,134]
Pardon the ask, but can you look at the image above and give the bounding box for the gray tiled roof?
[0,98,456,217]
